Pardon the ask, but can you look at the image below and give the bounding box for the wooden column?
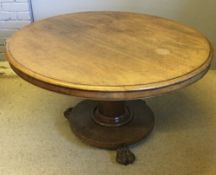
[93,101,132,127]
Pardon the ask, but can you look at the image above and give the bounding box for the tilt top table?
[6,12,213,165]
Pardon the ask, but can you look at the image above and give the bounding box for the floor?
[1,61,216,175]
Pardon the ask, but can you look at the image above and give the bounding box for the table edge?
[6,40,213,91]
[8,61,210,100]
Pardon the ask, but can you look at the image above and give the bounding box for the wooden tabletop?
[6,12,213,100]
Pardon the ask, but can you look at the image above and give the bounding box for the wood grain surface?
[6,12,213,100]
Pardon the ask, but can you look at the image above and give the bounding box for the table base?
[64,100,154,165]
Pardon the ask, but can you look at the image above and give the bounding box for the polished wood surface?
[6,12,213,100]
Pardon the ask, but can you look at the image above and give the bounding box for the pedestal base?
[64,100,155,149]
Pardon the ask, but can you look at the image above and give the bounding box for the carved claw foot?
[64,107,73,119]
[116,144,136,165]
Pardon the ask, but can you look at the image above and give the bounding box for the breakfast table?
[6,12,213,165]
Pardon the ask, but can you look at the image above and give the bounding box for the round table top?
[6,12,213,100]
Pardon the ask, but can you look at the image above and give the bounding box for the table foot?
[64,100,155,163]
[116,144,136,165]
[64,107,73,119]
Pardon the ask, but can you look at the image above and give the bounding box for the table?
[6,12,213,165]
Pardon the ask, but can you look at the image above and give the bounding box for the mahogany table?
[6,12,213,165]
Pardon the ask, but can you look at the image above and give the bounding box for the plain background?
[31,0,215,69]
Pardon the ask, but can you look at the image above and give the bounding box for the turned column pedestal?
[64,100,154,149]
